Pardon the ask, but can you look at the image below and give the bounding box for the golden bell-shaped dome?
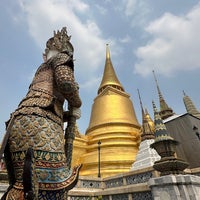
[78,45,141,178]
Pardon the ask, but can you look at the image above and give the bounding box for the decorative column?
[150,101,188,176]
[148,102,200,200]
[98,141,101,178]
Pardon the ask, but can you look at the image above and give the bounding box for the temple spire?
[130,93,159,171]
[137,89,145,119]
[152,70,174,120]
[183,91,200,119]
[152,101,173,141]
[137,89,155,141]
[84,44,140,177]
[106,43,111,59]
[98,44,124,94]
[150,101,188,176]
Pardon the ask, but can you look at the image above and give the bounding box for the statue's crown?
[45,27,74,56]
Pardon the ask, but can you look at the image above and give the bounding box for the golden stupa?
[72,45,141,178]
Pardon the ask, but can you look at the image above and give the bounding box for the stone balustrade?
[1,167,200,199]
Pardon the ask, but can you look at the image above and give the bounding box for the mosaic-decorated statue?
[0,27,82,200]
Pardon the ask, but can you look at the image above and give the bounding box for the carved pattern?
[79,180,101,188]
[104,177,123,188]
[13,165,81,191]
[7,187,67,200]
[36,167,71,183]
[132,191,153,200]
[13,106,62,126]
[65,116,76,169]
[9,115,64,152]
[112,194,128,200]
[126,171,153,185]
[70,197,91,200]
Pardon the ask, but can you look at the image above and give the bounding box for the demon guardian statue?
[0,27,82,200]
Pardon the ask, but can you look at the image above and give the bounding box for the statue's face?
[46,50,59,60]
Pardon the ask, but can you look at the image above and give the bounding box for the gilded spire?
[183,91,200,119]
[106,43,110,59]
[98,44,124,94]
[144,108,155,133]
[152,70,174,120]
[137,89,155,141]
[82,44,140,177]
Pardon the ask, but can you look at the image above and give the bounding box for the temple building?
[151,74,200,169]
[71,47,200,178]
[71,45,141,178]
[1,43,200,199]
[163,91,200,169]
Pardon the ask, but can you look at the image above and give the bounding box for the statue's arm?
[54,62,82,109]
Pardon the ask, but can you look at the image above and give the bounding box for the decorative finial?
[152,70,162,101]
[106,44,110,59]
[150,101,188,176]
[137,89,145,117]
[183,90,186,96]
[152,101,173,141]
[138,92,155,141]
[152,70,174,120]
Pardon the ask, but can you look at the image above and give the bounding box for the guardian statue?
[0,27,82,200]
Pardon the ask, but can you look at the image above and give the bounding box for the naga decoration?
[0,27,82,200]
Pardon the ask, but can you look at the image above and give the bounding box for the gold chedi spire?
[79,45,141,178]
[153,70,174,120]
[98,44,124,94]
[183,91,200,119]
[144,108,155,133]
[137,89,155,141]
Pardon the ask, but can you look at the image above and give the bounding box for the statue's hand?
[69,107,81,119]
[74,82,79,90]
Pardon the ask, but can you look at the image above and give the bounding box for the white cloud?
[120,35,132,43]
[124,0,137,16]
[123,0,151,27]
[134,4,200,77]
[68,0,89,12]
[95,4,107,15]
[80,76,101,90]
[16,0,111,85]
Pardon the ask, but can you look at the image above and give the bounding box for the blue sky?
[1,0,200,142]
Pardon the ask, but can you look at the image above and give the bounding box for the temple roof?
[98,44,124,94]
[87,45,140,132]
[183,91,200,119]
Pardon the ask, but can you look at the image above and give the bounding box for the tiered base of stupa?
[131,139,160,171]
